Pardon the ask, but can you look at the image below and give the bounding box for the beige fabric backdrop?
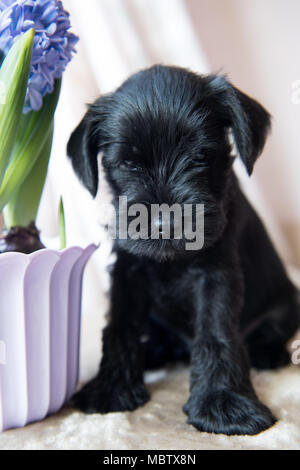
[38,0,300,260]
[34,0,300,382]
[1,0,300,450]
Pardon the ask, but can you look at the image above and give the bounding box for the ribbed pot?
[0,244,97,431]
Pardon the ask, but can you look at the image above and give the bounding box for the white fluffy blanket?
[1,299,300,450]
[1,366,300,450]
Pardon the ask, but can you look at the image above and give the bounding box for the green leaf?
[0,78,61,211]
[3,121,54,228]
[0,29,34,185]
[58,197,66,250]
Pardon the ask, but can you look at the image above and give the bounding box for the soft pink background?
[1,1,300,449]
[27,1,299,379]
[38,0,300,270]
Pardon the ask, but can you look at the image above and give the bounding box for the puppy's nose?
[152,216,174,236]
[153,217,163,234]
[158,217,164,234]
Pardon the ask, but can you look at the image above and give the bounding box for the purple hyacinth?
[0,0,78,112]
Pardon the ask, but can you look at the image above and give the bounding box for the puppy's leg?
[183,255,276,435]
[73,252,150,414]
[245,290,300,370]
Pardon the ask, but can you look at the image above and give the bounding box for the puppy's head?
[67,65,271,261]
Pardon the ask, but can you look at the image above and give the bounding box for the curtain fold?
[34,0,300,321]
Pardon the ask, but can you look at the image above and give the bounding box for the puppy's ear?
[208,76,271,175]
[67,94,113,197]
[67,109,100,197]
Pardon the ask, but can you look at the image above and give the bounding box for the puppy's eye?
[120,160,139,171]
[191,158,209,170]
[192,158,208,165]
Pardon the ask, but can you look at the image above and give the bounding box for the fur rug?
[0,298,299,450]
[0,364,300,450]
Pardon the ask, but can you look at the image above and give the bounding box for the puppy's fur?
[67,65,300,435]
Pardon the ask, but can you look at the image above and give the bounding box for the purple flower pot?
[0,244,97,432]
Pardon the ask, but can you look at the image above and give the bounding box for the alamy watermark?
[102,196,205,251]
[0,340,6,365]
[291,339,300,365]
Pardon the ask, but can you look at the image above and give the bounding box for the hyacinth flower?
[0,0,78,253]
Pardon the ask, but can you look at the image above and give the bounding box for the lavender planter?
[0,244,97,432]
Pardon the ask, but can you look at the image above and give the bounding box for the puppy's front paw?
[72,376,150,414]
[183,390,276,435]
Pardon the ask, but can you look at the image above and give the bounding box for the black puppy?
[67,65,300,435]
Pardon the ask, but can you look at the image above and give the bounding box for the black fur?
[67,65,300,435]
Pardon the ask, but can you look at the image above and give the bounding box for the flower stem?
[0,78,61,213]
[3,121,54,229]
[0,29,34,186]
